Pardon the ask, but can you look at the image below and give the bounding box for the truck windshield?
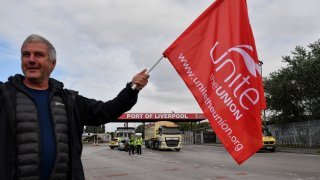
[162,128,181,134]
[262,128,272,136]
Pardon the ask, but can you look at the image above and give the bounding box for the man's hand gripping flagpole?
[131,56,164,90]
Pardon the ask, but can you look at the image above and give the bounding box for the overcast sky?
[1,0,319,132]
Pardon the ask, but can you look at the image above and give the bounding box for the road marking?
[164,168,180,172]
[123,150,184,165]
[279,152,320,158]
[285,172,298,176]
[103,173,129,178]
[236,172,249,176]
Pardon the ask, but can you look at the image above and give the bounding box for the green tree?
[195,121,211,132]
[84,126,97,133]
[84,125,105,133]
[100,125,105,133]
[177,122,192,131]
[135,124,144,133]
[264,39,320,123]
[177,121,211,132]
[109,132,115,138]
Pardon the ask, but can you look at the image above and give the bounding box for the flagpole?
[131,55,164,90]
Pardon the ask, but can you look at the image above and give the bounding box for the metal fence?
[267,120,320,147]
[182,131,216,144]
[182,120,320,147]
[182,131,194,144]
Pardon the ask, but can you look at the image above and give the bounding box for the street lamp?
[258,60,267,123]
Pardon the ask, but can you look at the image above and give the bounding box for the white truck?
[144,121,182,151]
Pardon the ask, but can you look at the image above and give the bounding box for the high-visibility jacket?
[135,137,143,145]
[129,138,135,145]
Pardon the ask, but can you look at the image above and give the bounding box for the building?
[115,127,135,139]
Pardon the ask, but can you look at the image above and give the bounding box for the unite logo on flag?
[164,0,266,164]
[209,41,261,114]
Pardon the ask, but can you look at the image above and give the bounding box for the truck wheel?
[153,141,159,150]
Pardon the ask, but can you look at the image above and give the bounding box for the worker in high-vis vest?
[135,136,143,155]
[128,137,135,155]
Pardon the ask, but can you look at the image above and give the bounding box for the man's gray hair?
[21,34,56,62]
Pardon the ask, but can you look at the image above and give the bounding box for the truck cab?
[145,121,182,151]
[156,125,182,151]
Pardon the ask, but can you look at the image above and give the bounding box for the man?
[135,136,143,155]
[128,136,136,155]
[0,34,149,180]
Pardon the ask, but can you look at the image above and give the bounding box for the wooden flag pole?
[131,55,164,90]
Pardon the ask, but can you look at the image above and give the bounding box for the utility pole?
[259,60,267,124]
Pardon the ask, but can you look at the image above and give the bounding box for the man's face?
[21,42,56,84]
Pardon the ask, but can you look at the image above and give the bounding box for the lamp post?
[258,60,267,123]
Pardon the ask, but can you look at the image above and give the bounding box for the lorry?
[144,121,182,151]
[261,126,276,152]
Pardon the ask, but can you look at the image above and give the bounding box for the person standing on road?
[0,34,149,180]
[135,136,143,155]
[125,137,130,152]
[129,136,136,155]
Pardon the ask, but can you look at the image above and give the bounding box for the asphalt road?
[82,144,320,180]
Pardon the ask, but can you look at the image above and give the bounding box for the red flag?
[164,0,266,164]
